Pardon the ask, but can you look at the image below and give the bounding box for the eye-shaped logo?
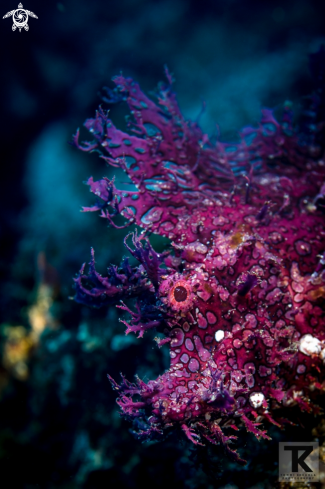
[3,3,38,32]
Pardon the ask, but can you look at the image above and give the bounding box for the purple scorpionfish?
[74,50,325,462]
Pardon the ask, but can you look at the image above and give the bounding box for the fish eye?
[174,285,188,302]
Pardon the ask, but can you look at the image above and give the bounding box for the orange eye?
[166,278,194,313]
